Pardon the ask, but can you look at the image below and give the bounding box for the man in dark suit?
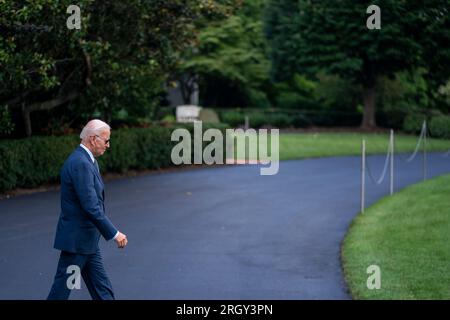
[47,119,127,300]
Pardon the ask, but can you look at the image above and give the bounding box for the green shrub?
[246,112,266,128]
[0,135,78,191]
[275,91,303,109]
[403,114,426,134]
[220,110,301,128]
[291,114,310,128]
[198,108,220,123]
[0,124,228,193]
[220,111,245,127]
[161,114,176,123]
[430,116,450,139]
[267,113,292,128]
[247,89,271,109]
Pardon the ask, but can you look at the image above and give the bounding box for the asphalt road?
[0,153,449,299]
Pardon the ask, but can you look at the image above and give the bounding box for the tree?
[0,0,225,136]
[265,0,450,128]
[175,0,272,108]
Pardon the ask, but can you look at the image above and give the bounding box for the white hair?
[80,119,111,140]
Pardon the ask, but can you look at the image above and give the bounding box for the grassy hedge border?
[0,124,228,193]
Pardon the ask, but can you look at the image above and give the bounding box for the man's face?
[91,129,111,157]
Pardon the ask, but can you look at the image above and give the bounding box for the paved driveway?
[0,153,448,299]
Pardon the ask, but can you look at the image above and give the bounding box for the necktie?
[94,159,100,174]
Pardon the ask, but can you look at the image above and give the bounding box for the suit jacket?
[53,146,118,254]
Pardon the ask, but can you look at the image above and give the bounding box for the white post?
[245,115,249,130]
[423,120,427,181]
[390,129,394,195]
[361,139,366,213]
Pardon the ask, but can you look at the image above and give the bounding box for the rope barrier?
[360,120,449,213]
[405,121,426,163]
[360,130,395,213]
[365,142,391,185]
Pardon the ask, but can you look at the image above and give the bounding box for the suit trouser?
[47,249,115,300]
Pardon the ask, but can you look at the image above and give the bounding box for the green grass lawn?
[278,132,450,160]
[341,174,450,299]
[232,132,450,161]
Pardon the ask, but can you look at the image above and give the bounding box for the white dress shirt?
[80,143,95,163]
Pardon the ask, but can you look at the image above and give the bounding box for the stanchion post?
[423,120,427,181]
[390,129,394,195]
[361,139,366,213]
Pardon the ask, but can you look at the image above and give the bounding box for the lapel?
[93,159,104,185]
[77,146,104,187]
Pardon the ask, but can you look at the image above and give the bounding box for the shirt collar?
[80,143,95,163]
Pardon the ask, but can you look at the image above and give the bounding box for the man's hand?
[114,232,128,249]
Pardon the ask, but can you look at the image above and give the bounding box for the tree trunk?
[179,80,192,105]
[21,104,32,137]
[179,74,197,105]
[21,90,79,136]
[17,41,91,137]
[361,85,377,129]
